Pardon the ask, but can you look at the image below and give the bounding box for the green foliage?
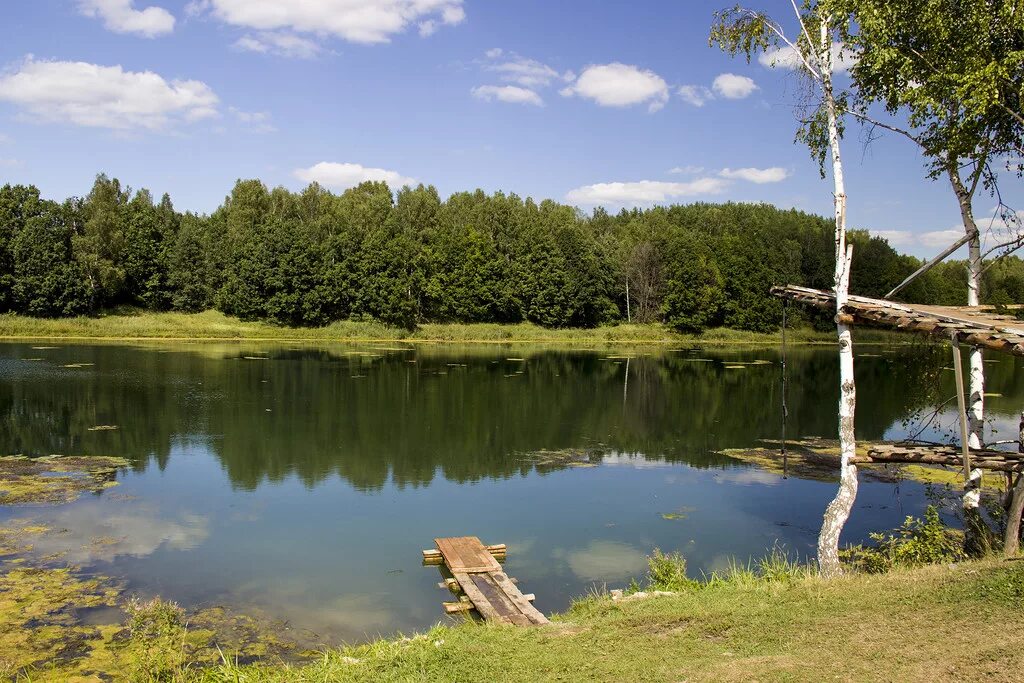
[661,231,724,332]
[646,548,699,591]
[0,175,1014,329]
[841,506,967,573]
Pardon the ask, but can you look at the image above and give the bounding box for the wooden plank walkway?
[423,536,549,626]
[772,284,1024,356]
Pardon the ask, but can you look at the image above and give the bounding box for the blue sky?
[0,1,1018,257]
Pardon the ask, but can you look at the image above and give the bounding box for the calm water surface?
[1,341,1021,643]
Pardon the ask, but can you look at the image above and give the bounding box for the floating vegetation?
[87,425,119,432]
[62,363,95,368]
[22,357,43,361]
[30,346,58,350]
[719,438,986,488]
[660,506,696,521]
[506,358,526,362]
[0,562,302,680]
[723,365,747,370]
[0,455,130,505]
[682,358,714,362]
[520,447,606,470]
[984,392,1003,397]
[243,356,269,360]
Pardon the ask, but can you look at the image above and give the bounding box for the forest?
[2,174,1022,333]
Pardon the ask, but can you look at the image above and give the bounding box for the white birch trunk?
[949,166,986,450]
[816,18,858,579]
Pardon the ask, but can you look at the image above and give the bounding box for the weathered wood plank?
[435,536,502,573]
[489,571,550,625]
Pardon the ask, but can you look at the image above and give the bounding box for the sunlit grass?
[0,310,903,346]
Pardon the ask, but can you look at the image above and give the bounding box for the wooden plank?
[452,571,509,624]
[470,573,529,625]
[435,536,502,573]
[489,571,550,625]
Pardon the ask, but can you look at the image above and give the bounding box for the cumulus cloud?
[295,161,416,190]
[0,57,218,130]
[233,31,321,58]
[759,42,856,75]
[668,165,704,175]
[471,85,543,106]
[566,178,729,206]
[719,167,789,184]
[561,63,669,112]
[677,84,713,107]
[194,0,465,47]
[77,0,175,37]
[485,47,503,59]
[712,73,758,99]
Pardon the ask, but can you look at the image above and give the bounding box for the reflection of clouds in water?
[554,540,647,582]
[229,578,400,642]
[712,467,781,486]
[29,503,209,563]
[601,453,673,468]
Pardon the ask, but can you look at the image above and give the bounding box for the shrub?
[646,549,698,591]
[842,506,966,573]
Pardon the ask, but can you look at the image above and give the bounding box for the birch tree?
[838,0,1024,454]
[712,2,859,577]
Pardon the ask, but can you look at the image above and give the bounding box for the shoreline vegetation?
[4,452,1021,681]
[0,310,909,346]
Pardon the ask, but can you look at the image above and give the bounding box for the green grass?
[0,310,900,346]
[191,559,1024,683]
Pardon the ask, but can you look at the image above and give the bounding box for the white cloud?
[566,178,729,206]
[712,73,758,99]
[77,0,175,37]
[0,57,218,130]
[719,167,789,184]
[229,107,276,133]
[471,85,543,106]
[233,31,321,58]
[561,63,669,112]
[677,84,713,107]
[484,51,568,89]
[196,0,465,45]
[759,42,856,75]
[868,230,916,248]
[295,161,416,190]
[668,165,704,175]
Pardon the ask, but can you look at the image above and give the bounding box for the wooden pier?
[422,536,549,626]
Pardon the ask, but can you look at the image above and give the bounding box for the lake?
[1,340,1020,644]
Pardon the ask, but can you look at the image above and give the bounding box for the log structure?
[772,285,1024,356]
[422,536,549,626]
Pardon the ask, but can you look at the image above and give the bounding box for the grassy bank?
[200,558,1023,682]
[0,310,898,346]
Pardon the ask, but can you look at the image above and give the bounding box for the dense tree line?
[2,174,1021,332]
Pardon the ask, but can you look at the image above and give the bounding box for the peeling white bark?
[950,166,986,449]
[815,16,858,579]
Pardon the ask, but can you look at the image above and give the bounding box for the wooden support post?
[1005,412,1024,556]
[952,341,973,483]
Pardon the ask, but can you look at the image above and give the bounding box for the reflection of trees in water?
[2,344,1016,492]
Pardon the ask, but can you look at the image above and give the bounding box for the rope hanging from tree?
[781,298,790,478]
